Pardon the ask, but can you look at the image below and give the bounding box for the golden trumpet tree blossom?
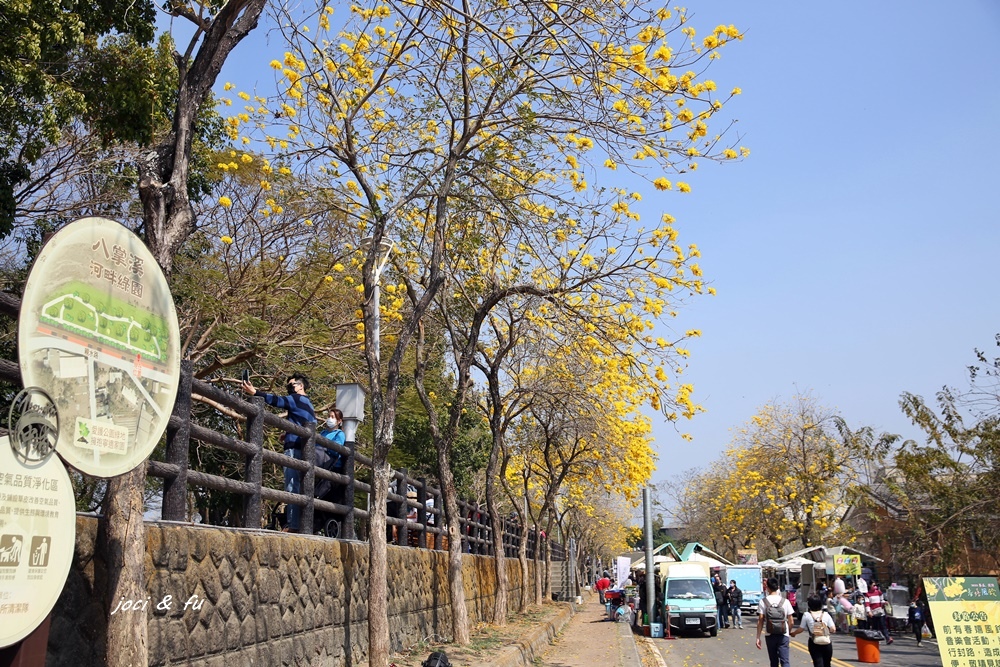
[675,395,862,559]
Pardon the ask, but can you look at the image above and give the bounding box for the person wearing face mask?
[243,372,315,532]
[315,408,345,499]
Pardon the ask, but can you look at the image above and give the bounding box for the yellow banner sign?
[923,576,1000,667]
[833,554,861,575]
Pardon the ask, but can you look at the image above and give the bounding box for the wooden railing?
[0,292,563,560]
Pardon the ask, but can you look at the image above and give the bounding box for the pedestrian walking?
[866,581,893,644]
[756,577,795,667]
[908,601,926,646]
[791,596,836,667]
[728,580,744,628]
[596,572,611,604]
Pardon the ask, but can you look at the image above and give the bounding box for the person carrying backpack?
[791,596,836,667]
[756,577,795,667]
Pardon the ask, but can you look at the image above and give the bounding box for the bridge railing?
[0,292,562,559]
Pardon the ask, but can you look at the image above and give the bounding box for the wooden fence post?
[397,468,409,547]
[161,360,192,521]
[301,425,316,535]
[416,477,428,549]
[435,490,443,550]
[343,437,356,540]
[242,395,264,528]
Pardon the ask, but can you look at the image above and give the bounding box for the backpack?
[810,611,831,645]
[853,602,867,621]
[764,596,788,635]
[422,652,451,667]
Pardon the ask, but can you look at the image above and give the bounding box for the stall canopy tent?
[774,556,821,573]
[630,554,674,570]
[679,542,734,567]
[776,544,883,565]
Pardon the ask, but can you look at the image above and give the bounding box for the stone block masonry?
[45,516,537,666]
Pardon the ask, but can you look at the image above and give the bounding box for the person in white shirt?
[757,577,796,667]
[791,595,837,667]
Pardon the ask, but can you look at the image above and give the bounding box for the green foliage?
[0,0,156,162]
[883,380,1000,575]
[0,162,30,236]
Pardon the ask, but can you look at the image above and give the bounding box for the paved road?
[649,621,944,667]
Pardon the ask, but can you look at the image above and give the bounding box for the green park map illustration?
[39,281,168,363]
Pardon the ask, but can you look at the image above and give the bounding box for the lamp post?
[335,382,365,539]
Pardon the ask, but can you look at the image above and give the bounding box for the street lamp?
[334,382,364,540]
[335,382,365,441]
[359,235,395,366]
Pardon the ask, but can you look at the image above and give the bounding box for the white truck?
[720,564,764,615]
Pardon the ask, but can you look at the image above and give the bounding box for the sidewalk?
[535,592,642,667]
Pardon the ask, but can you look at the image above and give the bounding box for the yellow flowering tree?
[676,395,861,558]
[229,0,745,660]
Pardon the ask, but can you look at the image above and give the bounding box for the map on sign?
[0,436,76,648]
[18,217,179,478]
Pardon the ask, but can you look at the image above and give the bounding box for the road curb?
[467,601,576,667]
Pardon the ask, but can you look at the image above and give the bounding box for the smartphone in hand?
[241,368,250,383]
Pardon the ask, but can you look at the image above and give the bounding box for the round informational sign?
[0,436,76,648]
[18,217,180,478]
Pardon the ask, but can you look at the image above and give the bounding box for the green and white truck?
[663,560,718,637]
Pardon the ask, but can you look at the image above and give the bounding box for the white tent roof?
[686,551,727,568]
[759,559,780,567]
[775,556,820,573]
[630,554,674,570]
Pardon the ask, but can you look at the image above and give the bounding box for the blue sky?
[635,0,1000,479]
[211,1,1000,480]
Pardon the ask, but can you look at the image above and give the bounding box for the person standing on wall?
[243,372,315,532]
[756,577,795,667]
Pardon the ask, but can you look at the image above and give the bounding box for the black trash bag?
[854,629,885,642]
[422,651,451,667]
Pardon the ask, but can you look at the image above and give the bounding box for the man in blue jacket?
[243,372,315,532]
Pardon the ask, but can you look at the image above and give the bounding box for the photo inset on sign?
[18,217,179,478]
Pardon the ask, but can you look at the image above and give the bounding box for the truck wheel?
[709,626,718,637]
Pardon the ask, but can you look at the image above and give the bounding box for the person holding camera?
[243,372,315,532]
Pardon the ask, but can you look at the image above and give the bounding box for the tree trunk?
[101,463,148,664]
[519,522,529,610]
[441,466,471,644]
[544,539,552,601]
[534,530,543,606]
[367,457,392,666]
[486,484,507,624]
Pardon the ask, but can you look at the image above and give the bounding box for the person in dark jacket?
[729,580,744,628]
[714,576,731,628]
[244,372,315,532]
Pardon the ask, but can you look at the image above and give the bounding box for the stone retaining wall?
[46,516,536,666]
